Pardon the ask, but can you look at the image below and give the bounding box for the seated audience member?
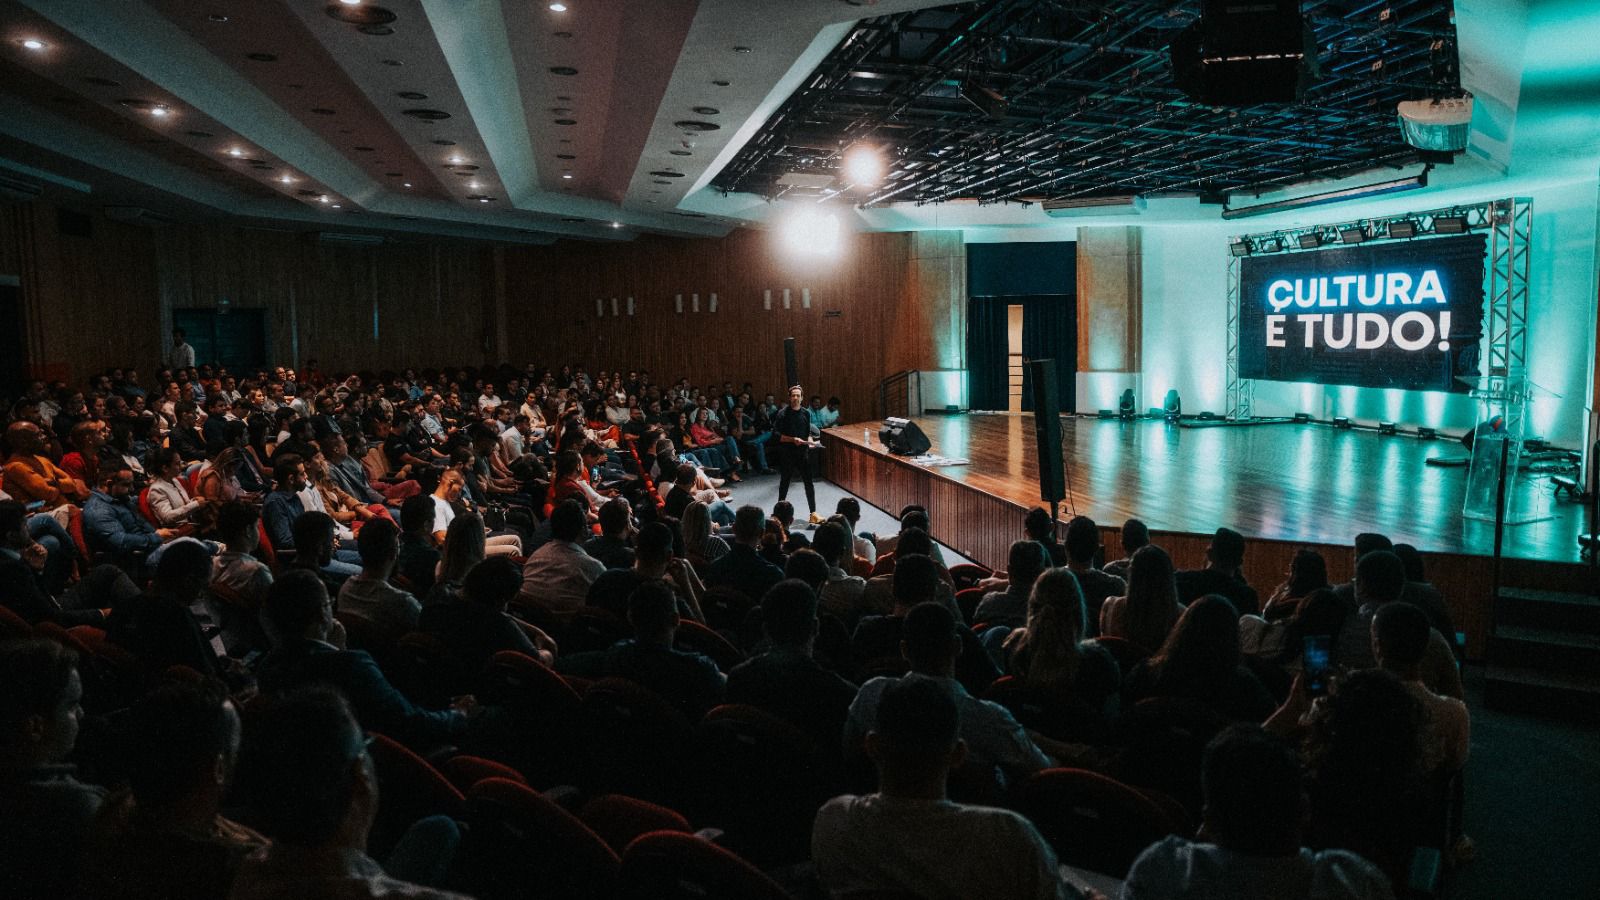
[772,500,811,552]
[288,510,362,586]
[876,507,947,566]
[558,580,726,718]
[1333,550,1462,700]
[76,682,265,900]
[1122,725,1394,900]
[337,518,422,642]
[1062,516,1126,627]
[429,468,521,559]
[582,497,637,569]
[107,539,222,679]
[4,419,90,510]
[1272,669,1426,886]
[147,448,209,528]
[257,571,472,749]
[1175,527,1260,616]
[704,504,785,602]
[419,557,551,669]
[813,520,869,627]
[1372,602,1469,773]
[1022,506,1068,567]
[834,497,877,567]
[324,432,406,508]
[195,444,252,506]
[585,521,706,622]
[232,689,470,900]
[1124,595,1276,722]
[395,495,441,597]
[59,419,107,489]
[815,677,1075,900]
[262,455,309,555]
[1389,543,1461,661]
[854,554,1000,694]
[0,639,105,899]
[662,462,700,519]
[83,466,170,567]
[1261,548,1331,621]
[784,547,831,595]
[428,513,488,607]
[209,502,273,655]
[1103,518,1148,581]
[1099,545,1182,651]
[1239,588,1347,675]
[727,578,858,747]
[0,500,104,626]
[975,540,1051,630]
[846,601,1049,787]
[859,527,960,620]
[680,500,730,569]
[169,401,208,462]
[1001,568,1121,715]
[517,499,606,620]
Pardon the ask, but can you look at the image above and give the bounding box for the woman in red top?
[688,407,745,477]
[58,420,107,488]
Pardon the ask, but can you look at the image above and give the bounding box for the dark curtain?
[1019,294,1077,414]
[965,296,1010,412]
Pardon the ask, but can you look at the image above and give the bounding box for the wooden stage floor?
[829,414,1589,564]
[823,415,1597,658]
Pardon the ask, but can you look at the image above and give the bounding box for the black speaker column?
[1029,359,1067,506]
[783,337,799,389]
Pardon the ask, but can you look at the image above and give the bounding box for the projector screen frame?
[1224,197,1531,420]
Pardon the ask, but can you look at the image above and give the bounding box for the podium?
[1458,375,1558,524]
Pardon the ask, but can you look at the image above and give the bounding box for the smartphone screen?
[1303,635,1331,697]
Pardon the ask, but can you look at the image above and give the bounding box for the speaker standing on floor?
[783,337,799,391]
[1029,359,1066,504]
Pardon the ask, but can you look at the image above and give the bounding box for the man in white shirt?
[1121,725,1394,900]
[336,518,421,642]
[517,498,605,620]
[477,384,502,413]
[168,328,196,371]
[815,676,1079,900]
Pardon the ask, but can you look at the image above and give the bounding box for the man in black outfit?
[1174,526,1259,617]
[774,385,819,519]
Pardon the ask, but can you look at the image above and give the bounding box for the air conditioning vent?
[1042,195,1145,217]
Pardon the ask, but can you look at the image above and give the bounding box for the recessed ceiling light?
[208,14,229,23]
[319,195,330,203]
[448,155,464,164]
[552,31,573,38]
[339,0,363,5]
[20,39,47,51]
[150,106,170,117]
[556,153,576,160]
[380,58,402,66]
[712,79,731,87]
[553,118,577,126]
[403,182,412,187]
[669,149,691,156]
[549,2,568,10]
[332,204,341,208]
[561,173,572,179]
[732,46,752,53]
[611,221,621,229]
[279,175,293,184]
[692,106,719,115]
[549,66,578,76]
[469,181,481,189]
[479,197,490,203]
[228,148,243,157]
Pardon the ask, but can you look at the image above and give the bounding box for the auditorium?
[0,1,1595,898]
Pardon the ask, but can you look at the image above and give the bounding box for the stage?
[823,414,1597,658]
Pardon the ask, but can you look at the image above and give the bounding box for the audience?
[581,496,636,569]
[419,557,551,669]
[1372,601,1469,773]
[1001,567,1122,714]
[1333,550,1463,700]
[337,518,423,642]
[1124,595,1276,722]
[1061,516,1126,629]
[517,499,606,620]
[1175,527,1260,616]
[1099,544,1182,652]
[976,539,1052,630]
[727,578,858,750]
[106,540,222,679]
[558,580,726,718]
[1103,518,1147,580]
[812,519,869,626]
[704,504,785,602]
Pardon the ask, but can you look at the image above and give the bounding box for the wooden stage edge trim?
[822,424,1596,661]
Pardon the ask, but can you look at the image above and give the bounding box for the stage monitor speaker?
[1029,359,1066,504]
[783,337,799,390]
[879,417,931,456]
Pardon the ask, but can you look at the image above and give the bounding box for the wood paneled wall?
[503,228,959,419]
[0,200,498,384]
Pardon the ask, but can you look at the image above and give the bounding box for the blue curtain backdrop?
[965,242,1076,413]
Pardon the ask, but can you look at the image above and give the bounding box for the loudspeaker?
[783,337,799,390]
[879,417,932,456]
[1029,359,1066,504]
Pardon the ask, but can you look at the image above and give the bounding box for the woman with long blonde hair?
[1003,567,1121,712]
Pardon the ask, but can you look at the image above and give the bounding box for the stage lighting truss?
[1224,197,1531,422]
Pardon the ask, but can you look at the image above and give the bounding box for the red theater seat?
[618,831,793,900]
[460,777,619,900]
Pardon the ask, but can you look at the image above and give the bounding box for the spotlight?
[1296,233,1322,250]
[561,173,572,179]
[402,182,412,188]
[1378,421,1398,435]
[227,148,243,157]
[339,0,363,5]
[1293,412,1311,424]
[549,2,568,9]
[610,221,621,229]
[841,144,885,187]
[1388,219,1417,239]
[1434,215,1469,234]
[1339,226,1366,244]
[319,195,330,204]
[1229,240,1251,257]
[20,39,47,51]
[1162,390,1182,421]
[778,206,842,257]
[149,105,169,117]
[1258,237,1283,253]
[1118,389,1136,419]
[1417,427,1437,440]
[1333,416,1352,429]
[279,175,293,184]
